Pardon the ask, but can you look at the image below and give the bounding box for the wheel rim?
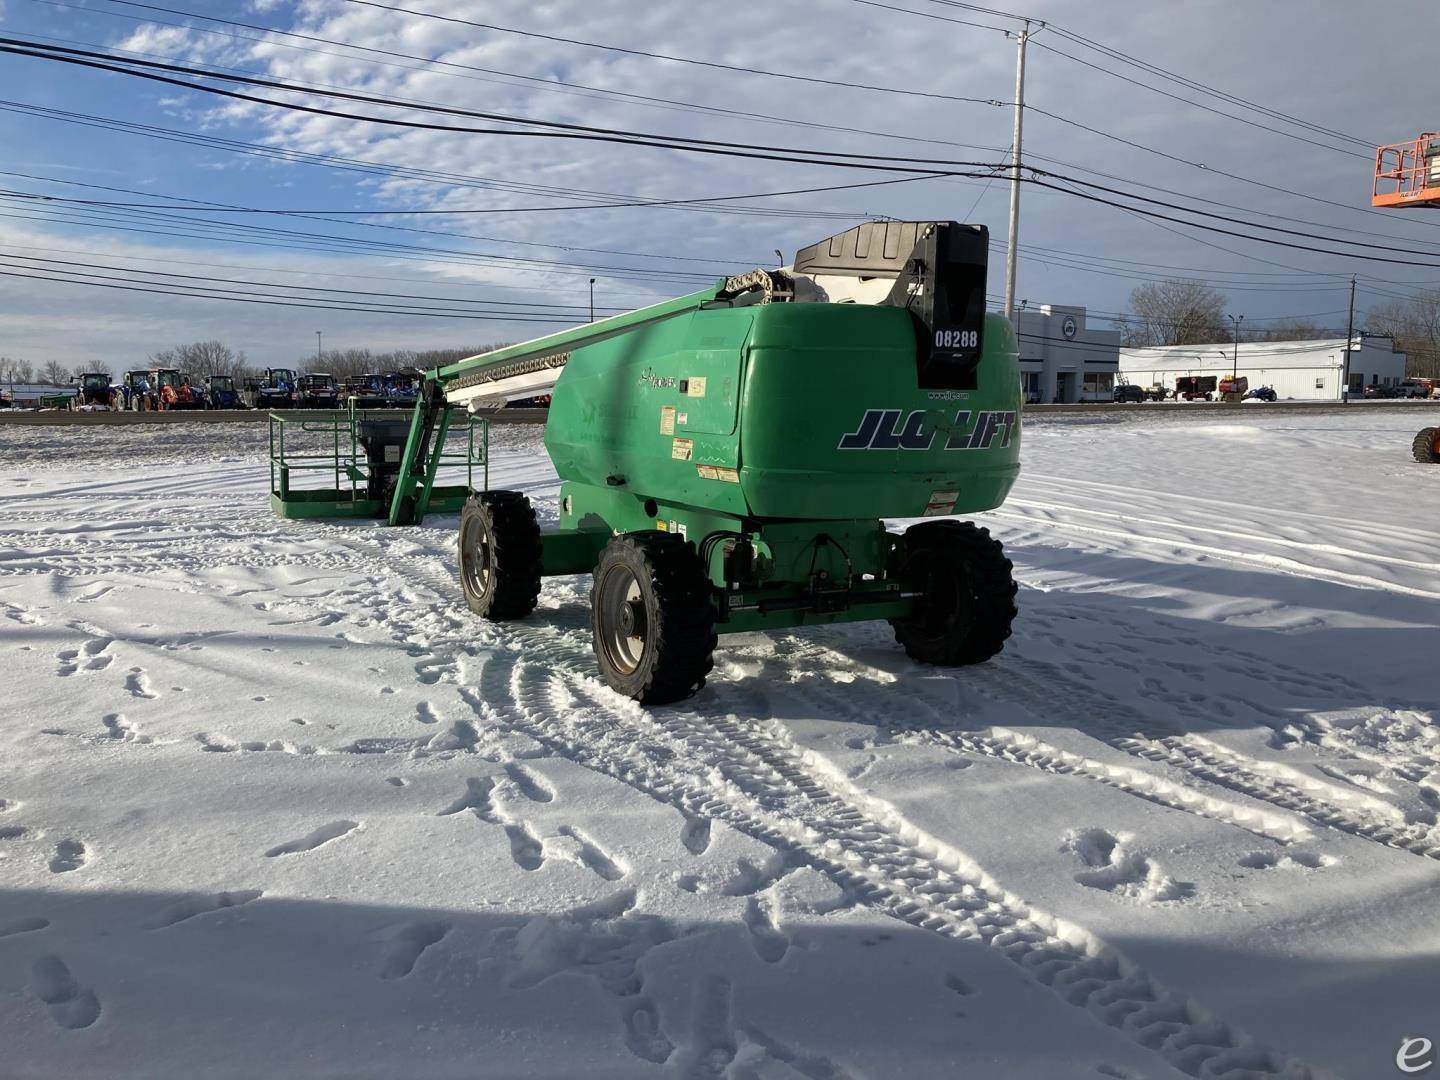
[597,565,648,676]
[911,554,975,641]
[460,514,493,599]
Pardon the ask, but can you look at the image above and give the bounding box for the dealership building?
[1014,305,1121,403]
[1118,335,1408,400]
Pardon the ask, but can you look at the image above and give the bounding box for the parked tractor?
[297,372,341,408]
[205,374,246,409]
[271,220,1021,704]
[243,368,298,410]
[1414,427,1440,464]
[69,372,122,410]
[345,371,420,408]
[122,369,157,411]
[1218,375,1248,403]
[149,368,206,410]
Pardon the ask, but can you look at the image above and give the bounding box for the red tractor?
[1415,427,1440,464]
[151,368,206,410]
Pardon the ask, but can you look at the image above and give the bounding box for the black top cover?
[794,221,989,391]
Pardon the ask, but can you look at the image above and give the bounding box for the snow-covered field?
[1,408,1438,1080]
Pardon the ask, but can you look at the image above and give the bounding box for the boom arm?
[432,282,729,408]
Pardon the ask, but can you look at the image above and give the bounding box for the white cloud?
[10,0,1440,368]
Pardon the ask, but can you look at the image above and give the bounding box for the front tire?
[1414,427,1440,464]
[591,533,716,705]
[890,521,1018,666]
[458,492,542,619]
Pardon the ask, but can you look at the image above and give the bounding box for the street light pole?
[589,278,596,323]
[315,331,322,368]
[1228,314,1244,384]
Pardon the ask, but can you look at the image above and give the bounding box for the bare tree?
[0,357,35,386]
[149,340,245,380]
[1122,279,1229,347]
[39,359,70,386]
[1366,291,1440,379]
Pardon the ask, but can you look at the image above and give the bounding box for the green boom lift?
[272,220,1023,704]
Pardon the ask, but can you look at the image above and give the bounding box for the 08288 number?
[934,329,978,350]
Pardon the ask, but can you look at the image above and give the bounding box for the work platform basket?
[268,403,488,521]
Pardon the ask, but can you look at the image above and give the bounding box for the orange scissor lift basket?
[1373,133,1440,207]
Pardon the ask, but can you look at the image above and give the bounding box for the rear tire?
[890,521,1017,666]
[591,532,716,705]
[1414,427,1440,464]
[458,492,542,619]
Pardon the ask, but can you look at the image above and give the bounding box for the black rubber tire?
[1414,427,1440,464]
[590,532,716,705]
[458,491,542,620]
[890,520,1018,666]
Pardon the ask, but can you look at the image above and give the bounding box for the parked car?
[1364,383,1400,399]
[1112,383,1146,403]
[1398,379,1433,399]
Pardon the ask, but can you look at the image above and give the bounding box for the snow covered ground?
[1,407,1438,1080]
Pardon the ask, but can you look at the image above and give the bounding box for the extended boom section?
[388,220,1022,704]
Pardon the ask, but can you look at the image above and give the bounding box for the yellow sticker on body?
[671,438,694,461]
[686,377,707,397]
[659,405,676,435]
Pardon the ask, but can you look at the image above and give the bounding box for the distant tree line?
[0,341,505,387]
[1121,278,1436,376]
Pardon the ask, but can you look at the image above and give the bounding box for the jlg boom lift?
[271,221,1023,703]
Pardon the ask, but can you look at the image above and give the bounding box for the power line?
[48,0,1007,159]
[915,0,1373,147]
[0,37,1003,173]
[0,100,879,224]
[339,0,1008,106]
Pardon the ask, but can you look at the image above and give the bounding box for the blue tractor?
[206,373,246,409]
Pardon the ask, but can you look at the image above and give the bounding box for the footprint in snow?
[1238,850,1335,870]
[124,668,158,699]
[1064,828,1193,904]
[376,921,448,979]
[49,840,88,874]
[264,820,359,858]
[30,956,101,1030]
[147,890,264,929]
[0,916,50,939]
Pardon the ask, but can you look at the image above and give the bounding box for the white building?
[1118,335,1407,401]
[1014,305,1120,404]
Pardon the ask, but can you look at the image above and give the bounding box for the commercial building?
[1118,336,1407,400]
[1014,305,1120,404]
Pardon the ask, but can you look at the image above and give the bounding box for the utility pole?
[1340,275,1357,402]
[1002,19,1032,324]
[315,330,322,369]
[1229,313,1244,385]
[589,278,596,323]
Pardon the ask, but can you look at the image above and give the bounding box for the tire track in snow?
[282,524,1320,1076]
[989,510,1440,601]
[465,649,1319,1079]
[783,674,1311,847]
[1006,496,1440,574]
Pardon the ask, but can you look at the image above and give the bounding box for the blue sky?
[1,0,1438,370]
